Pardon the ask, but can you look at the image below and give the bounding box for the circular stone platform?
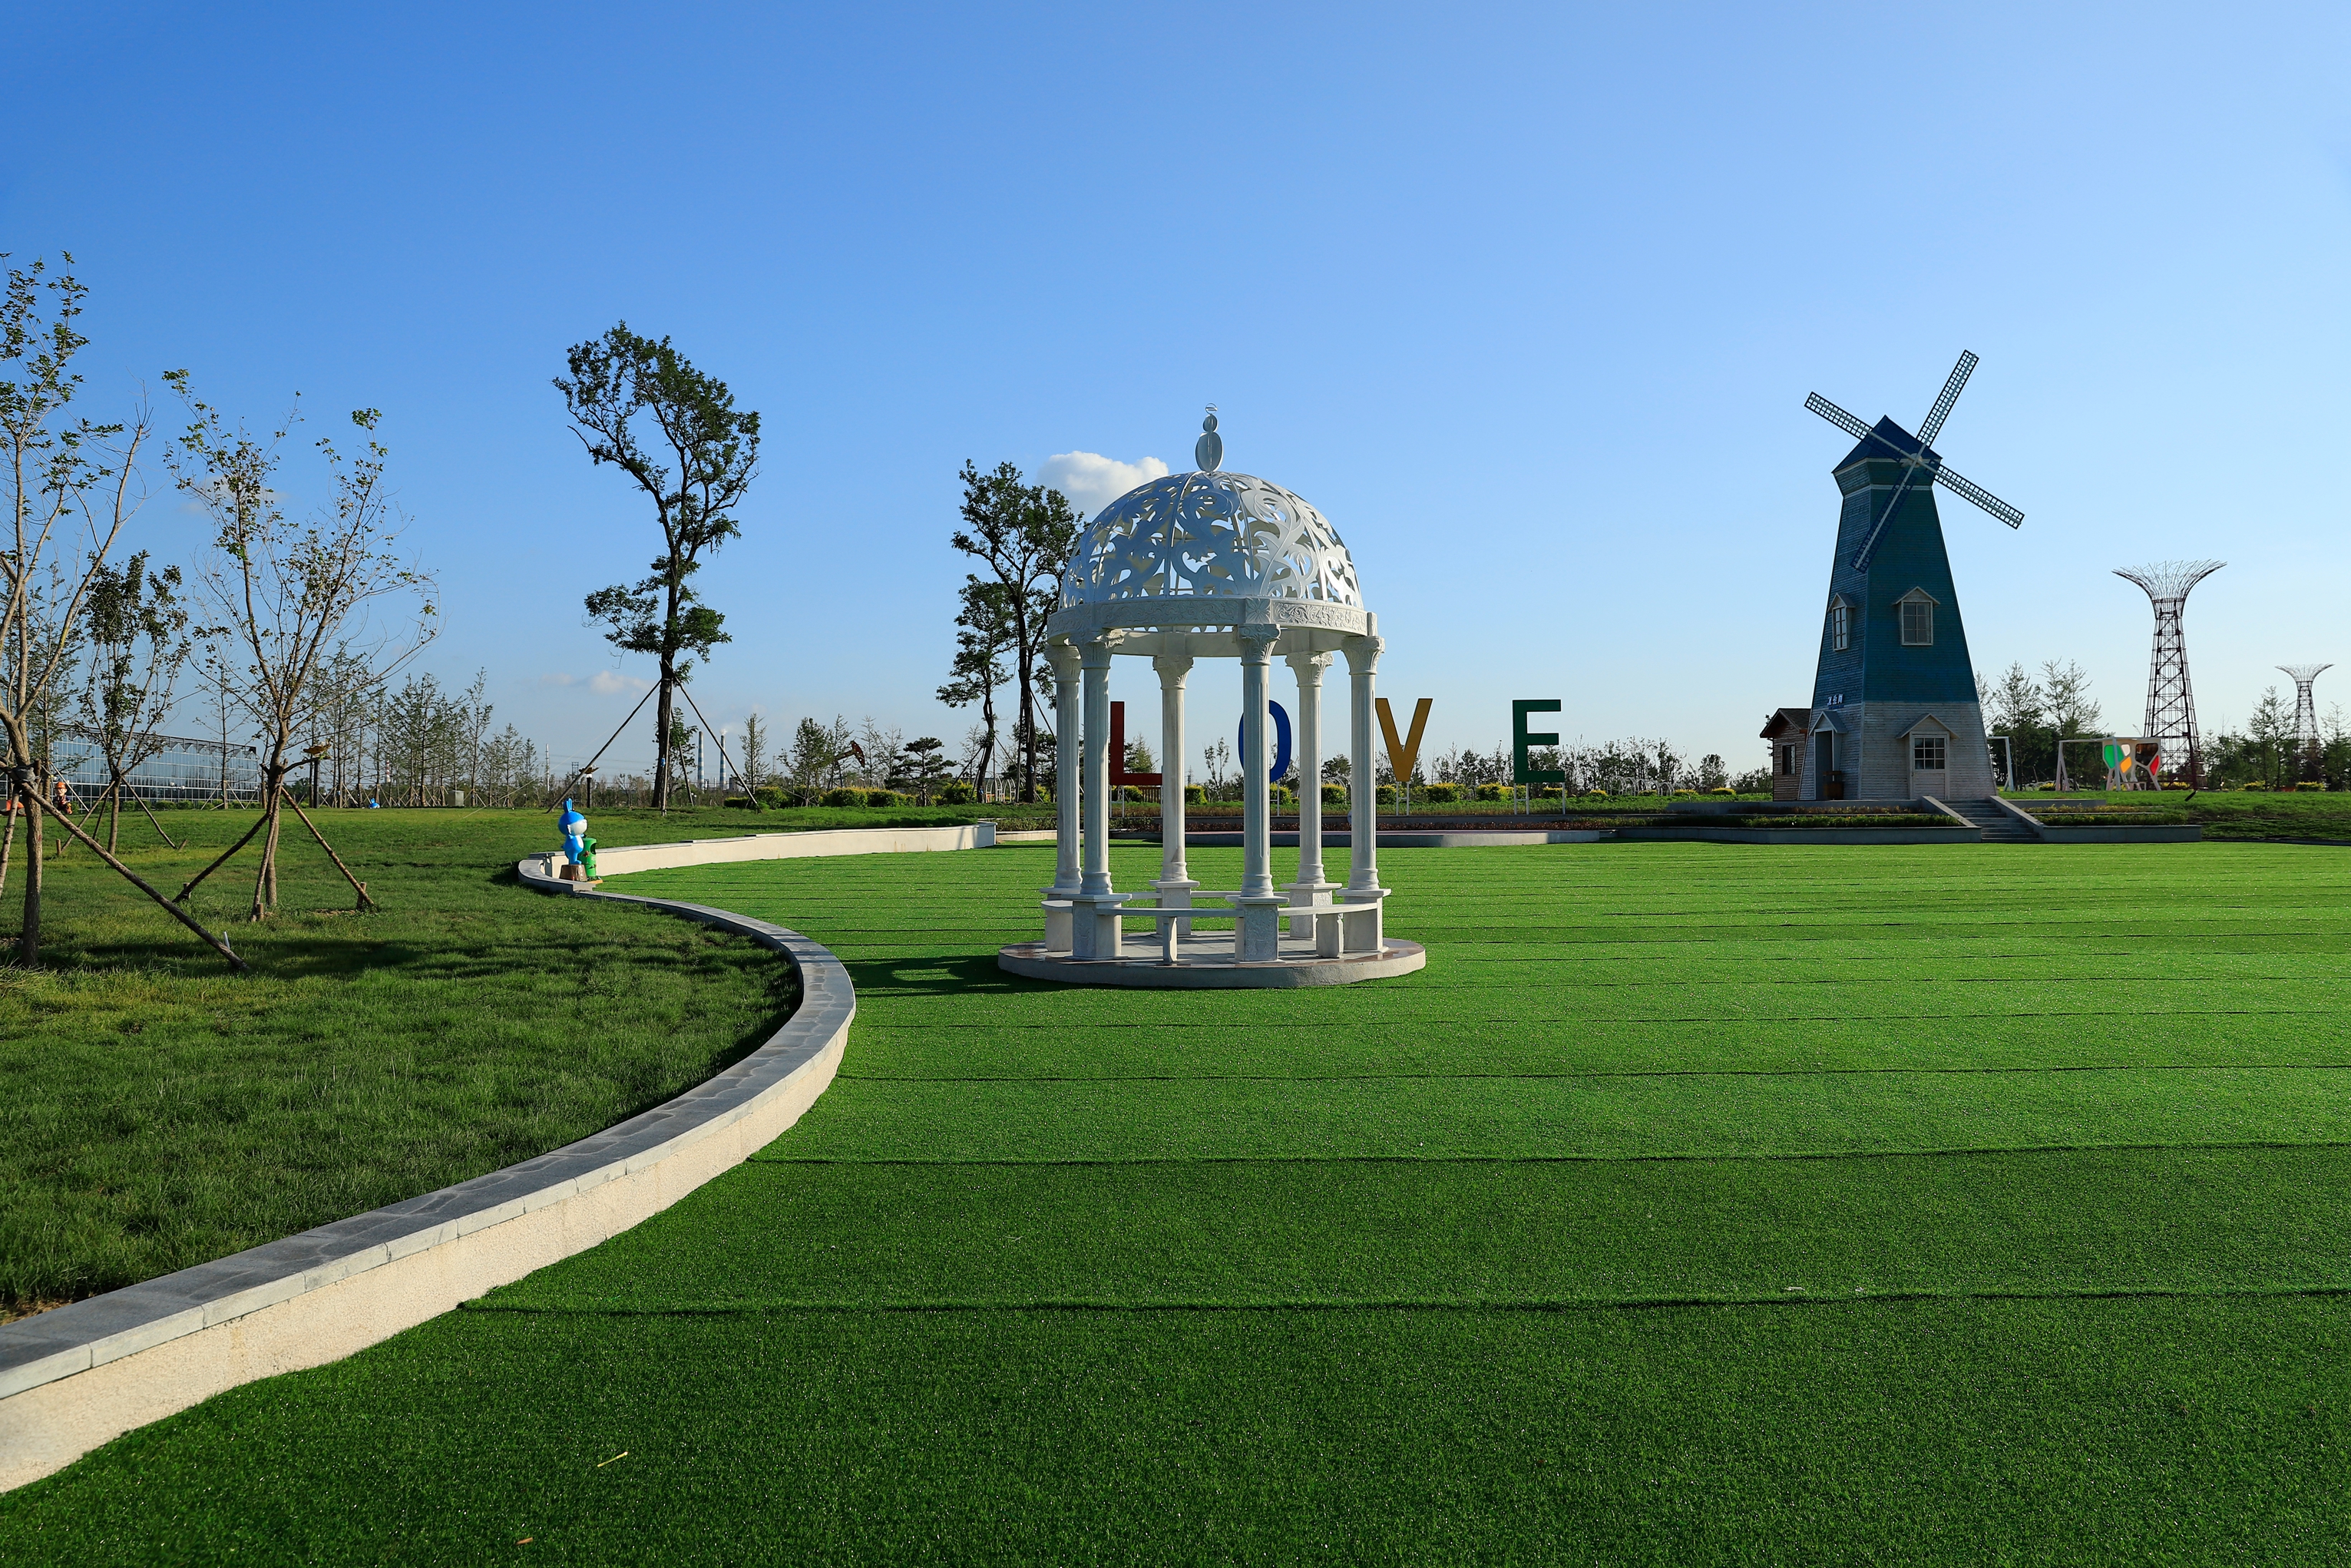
[998,930,1426,988]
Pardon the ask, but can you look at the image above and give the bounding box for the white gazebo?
[997,415,1425,988]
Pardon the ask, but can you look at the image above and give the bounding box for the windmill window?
[1828,603,1851,651]
[1913,736,1947,771]
[1900,599,1934,645]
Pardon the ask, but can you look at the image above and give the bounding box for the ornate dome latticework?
[1058,470,1362,610]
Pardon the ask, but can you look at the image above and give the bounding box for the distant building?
[54,729,261,806]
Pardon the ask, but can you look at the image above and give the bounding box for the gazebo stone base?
[998,933,1426,989]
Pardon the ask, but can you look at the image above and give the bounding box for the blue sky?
[10,2,2349,779]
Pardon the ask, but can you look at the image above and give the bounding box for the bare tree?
[738,711,769,806]
[170,384,436,918]
[855,717,904,790]
[0,256,248,968]
[557,325,760,813]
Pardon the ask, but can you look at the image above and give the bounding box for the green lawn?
[6,840,2350,1562]
[0,803,994,1314]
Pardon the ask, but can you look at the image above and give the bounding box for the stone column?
[1041,638,1082,954]
[1080,639,1114,897]
[1234,621,1286,960]
[1341,630,1387,954]
[1049,640,1082,897]
[1153,653,1197,930]
[1071,637,1123,959]
[1284,649,1338,930]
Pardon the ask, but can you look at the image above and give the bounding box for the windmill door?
[1815,733,1842,800]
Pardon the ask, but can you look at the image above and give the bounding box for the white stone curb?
[0,824,987,1492]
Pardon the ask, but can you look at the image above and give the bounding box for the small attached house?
[1759,708,1811,801]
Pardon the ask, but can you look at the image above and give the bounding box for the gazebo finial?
[1195,405,1222,472]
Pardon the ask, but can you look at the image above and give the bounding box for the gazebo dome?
[1017,409,1413,987]
[1058,469,1361,610]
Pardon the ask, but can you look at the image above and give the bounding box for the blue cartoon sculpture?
[558,798,590,875]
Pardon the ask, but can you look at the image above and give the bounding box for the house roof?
[1835,415,1941,473]
[1759,707,1812,739]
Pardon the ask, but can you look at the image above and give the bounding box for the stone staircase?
[1939,797,2042,843]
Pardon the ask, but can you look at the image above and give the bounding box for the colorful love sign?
[1513,700,1566,786]
[1377,697,1431,787]
[1237,701,1294,783]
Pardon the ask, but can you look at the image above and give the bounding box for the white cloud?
[1040,452,1170,514]
[540,670,654,695]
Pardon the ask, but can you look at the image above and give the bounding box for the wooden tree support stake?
[114,769,182,849]
[174,812,268,904]
[277,788,378,911]
[42,789,247,973]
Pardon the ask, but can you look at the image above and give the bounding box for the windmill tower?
[2115,561,2223,785]
[2279,663,2331,780]
[1800,352,2025,800]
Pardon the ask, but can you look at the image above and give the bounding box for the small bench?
[1043,893,1381,963]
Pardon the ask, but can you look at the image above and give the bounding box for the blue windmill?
[1791,352,2026,803]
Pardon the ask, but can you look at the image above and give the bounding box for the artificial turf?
[5,840,2349,1562]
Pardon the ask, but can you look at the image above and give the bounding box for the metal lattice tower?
[2278,663,2332,749]
[2115,561,2224,782]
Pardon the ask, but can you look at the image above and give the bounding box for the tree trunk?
[19,784,45,967]
[107,774,122,856]
[250,767,287,920]
[0,801,17,899]
[978,679,998,802]
[1015,660,1036,803]
[653,669,675,813]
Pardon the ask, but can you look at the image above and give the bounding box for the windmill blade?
[1916,350,1978,448]
[1849,464,1925,573]
[1804,392,1878,445]
[1926,463,2025,528]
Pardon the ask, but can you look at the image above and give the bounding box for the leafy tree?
[786,715,851,803]
[902,735,951,803]
[738,712,769,806]
[1202,735,1232,791]
[2321,704,2350,792]
[665,714,699,797]
[1980,659,2101,786]
[951,461,1080,803]
[2246,687,2294,789]
[76,550,193,851]
[557,324,760,813]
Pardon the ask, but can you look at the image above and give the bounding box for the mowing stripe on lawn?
[477,1144,2351,1312]
[9,840,2351,1560]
